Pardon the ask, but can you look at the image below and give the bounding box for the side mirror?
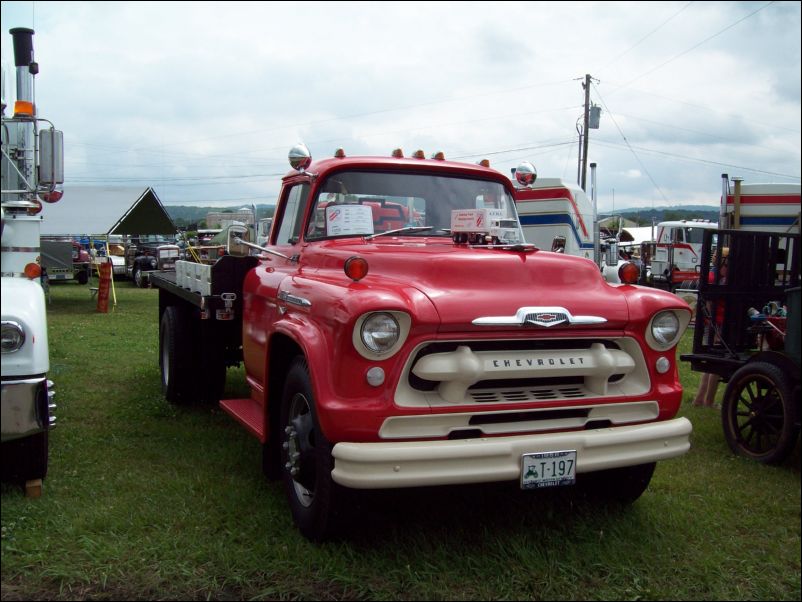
[226,225,250,257]
[606,242,618,266]
[514,161,537,187]
[38,128,64,187]
[289,143,312,171]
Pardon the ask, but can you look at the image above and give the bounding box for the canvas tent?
[41,186,176,237]
[618,226,655,246]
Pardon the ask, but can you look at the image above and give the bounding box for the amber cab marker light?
[334,148,346,158]
[412,149,425,159]
[391,148,404,158]
[344,256,369,281]
[14,100,35,116]
[24,262,42,279]
[478,159,491,168]
[618,262,640,285]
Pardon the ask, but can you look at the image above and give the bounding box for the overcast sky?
[2,1,800,212]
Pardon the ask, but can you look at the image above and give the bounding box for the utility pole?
[579,74,601,192]
[581,74,591,192]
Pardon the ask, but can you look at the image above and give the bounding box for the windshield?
[305,170,522,242]
[685,227,710,244]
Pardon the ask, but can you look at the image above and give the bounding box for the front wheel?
[721,361,799,464]
[280,357,342,541]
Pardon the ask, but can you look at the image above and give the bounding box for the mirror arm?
[233,237,294,261]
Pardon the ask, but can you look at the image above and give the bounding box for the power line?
[600,110,797,155]
[597,1,695,75]
[592,83,670,203]
[126,77,577,153]
[601,80,800,134]
[593,139,801,180]
[451,139,576,161]
[66,103,581,170]
[619,1,776,89]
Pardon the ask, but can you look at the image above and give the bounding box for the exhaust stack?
[10,27,37,117]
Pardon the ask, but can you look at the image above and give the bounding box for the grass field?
[1,282,800,601]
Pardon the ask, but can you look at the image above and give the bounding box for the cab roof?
[282,155,510,187]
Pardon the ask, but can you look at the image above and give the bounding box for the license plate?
[521,450,577,490]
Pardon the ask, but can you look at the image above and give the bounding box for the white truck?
[1,27,64,495]
[649,219,719,290]
[650,175,801,290]
[513,176,595,260]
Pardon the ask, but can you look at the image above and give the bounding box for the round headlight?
[651,311,680,346]
[360,313,400,355]
[1,321,26,353]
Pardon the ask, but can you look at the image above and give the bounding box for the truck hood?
[306,240,629,331]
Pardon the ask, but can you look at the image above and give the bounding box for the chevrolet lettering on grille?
[491,356,586,368]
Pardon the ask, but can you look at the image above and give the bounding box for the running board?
[220,398,265,442]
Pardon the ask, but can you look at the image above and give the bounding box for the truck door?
[242,183,311,384]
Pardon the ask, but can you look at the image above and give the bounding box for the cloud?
[1,0,798,209]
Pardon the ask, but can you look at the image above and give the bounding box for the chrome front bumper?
[331,417,691,489]
[1,376,53,442]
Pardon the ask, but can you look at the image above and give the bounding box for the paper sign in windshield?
[326,204,374,236]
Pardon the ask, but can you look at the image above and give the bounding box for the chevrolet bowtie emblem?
[524,312,567,327]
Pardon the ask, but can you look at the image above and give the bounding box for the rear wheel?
[160,305,196,404]
[160,305,226,404]
[721,361,799,464]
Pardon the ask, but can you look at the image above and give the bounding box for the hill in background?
[600,205,719,226]
[164,203,720,230]
[165,204,275,228]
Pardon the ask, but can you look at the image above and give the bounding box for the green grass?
[2,282,800,601]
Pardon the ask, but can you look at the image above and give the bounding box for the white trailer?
[720,174,800,234]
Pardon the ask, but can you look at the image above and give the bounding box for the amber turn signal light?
[618,261,640,285]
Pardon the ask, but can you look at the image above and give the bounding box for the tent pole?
[105,236,117,309]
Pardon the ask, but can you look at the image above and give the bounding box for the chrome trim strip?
[278,290,312,308]
[0,246,40,253]
[473,306,607,327]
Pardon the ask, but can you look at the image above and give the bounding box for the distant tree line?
[600,206,719,226]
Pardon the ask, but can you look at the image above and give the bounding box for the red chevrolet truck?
[150,144,692,540]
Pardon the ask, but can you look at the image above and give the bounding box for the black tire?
[1,432,48,484]
[279,357,342,541]
[77,269,88,285]
[160,305,226,405]
[160,305,196,404]
[575,462,656,505]
[721,361,799,464]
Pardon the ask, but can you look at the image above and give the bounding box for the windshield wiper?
[469,242,537,252]
[364,226,433,240]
